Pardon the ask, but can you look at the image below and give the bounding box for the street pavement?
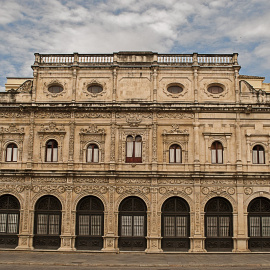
[0,250,270,269]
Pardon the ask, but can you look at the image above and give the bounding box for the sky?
[0,0,270,91]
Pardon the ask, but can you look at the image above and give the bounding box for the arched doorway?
[33,195,62,249]
[118,196,147,251]
[0,195,20,248]
[76,196,104,250]
[162,197,190,251]
[205,197,233,251]
[248,197,270,251]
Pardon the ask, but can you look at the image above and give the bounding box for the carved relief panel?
[79,124,106,162]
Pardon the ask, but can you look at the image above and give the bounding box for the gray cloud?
[1,0,270,91]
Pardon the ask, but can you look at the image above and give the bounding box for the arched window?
[0,195,20,248]
[162,197,190,251]
[205,197,233,251]
[248,197,270,251]
[33,196,62,249]
[118,196,147,251]
[169,144,182,163]
[76,196,104,250]
[87,144,99,163]
[252,145,265,164]
[126,135,142,163]
[6,143,18,162]
[46,140,58,162]
[211,141,223,164]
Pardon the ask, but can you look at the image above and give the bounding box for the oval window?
[48,84,63,94]
[207,85,224,94]
[167,85,183,94]
[87,84,103,94]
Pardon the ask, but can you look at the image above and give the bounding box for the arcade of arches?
[1,193,270,252]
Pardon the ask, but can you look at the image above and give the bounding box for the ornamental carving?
[0,124,24,134]
[201,186,235,195]
[82,80,107,97]
[0,184,26,193]
[126,113,142,127]
[80,124,105,135]
[73,185,108,194]
[244,187,253,195]
[43,79,67,97]
[116,186,150,194]
[157,113,194,119]
[201,179,236,185]
[244,180,270,186]
[116,179,151,184]
[32,178,67,183]
[35,112,71,119]
[0,111,29,118]
[15,79,32,93]
[163,125,188,135]
[39,122,65,133]
[74,112,111,118]
[158,179,194,185]
[31,185,68,194]
[159,186,193,195]
[0,177,25,182]
[74,178,109,183]
[116,112,152,119]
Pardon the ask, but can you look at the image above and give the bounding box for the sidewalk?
[0,251,270,268]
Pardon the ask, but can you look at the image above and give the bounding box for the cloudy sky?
[0,0,270,91]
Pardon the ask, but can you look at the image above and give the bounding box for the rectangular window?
[259,150,264,164]
[91,215,102,236]
[52,148,58,162]
[79,215,89,235]
[252,150,258,164]
[262,217,270,237]
[37,214,48,234]
[169,149,175,163]
[219,216,230,237]
[6,148,12,162]
[176,148,181,163]
[126,142,133,158]
[164,216,175,236]
[133,216,144,236]
[135,142,142,158]
[217,149,223,163]
[49,214,59,235]
[0,214,7,233]
[207,216,218,237]
[176,216,186,237]
[93,148,99,162]
[250,216,260,237]
[7,214,18,234]
[87,148,93,162]
[13,148,18,162]
[121,216,132,236]
[211,149,216,163]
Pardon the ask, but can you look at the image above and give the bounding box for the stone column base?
[232,237,250,252]
[189,237,207,252]
[16,234,34,250]
[102,235,119,252]
[58,235,76,251]
[145,237,163,253]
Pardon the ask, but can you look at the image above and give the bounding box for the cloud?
[1,0,270,91]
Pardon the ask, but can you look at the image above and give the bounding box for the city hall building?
[1,51,270,253]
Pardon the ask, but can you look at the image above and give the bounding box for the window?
[252,145,265,164]
[33,196,62,249]
[248,197,270,251]
[207,85,224,94]
[6,143,18,162]
[46,140,58,162]
[87,144,99,163]
[48,84,63,94]
[126,135,142,163]
[167,85,183,94]
[205,197,233,251]
[76,196,104,250]
[0,195,20,249]
[87,84,103,94]
[169,144,182,163]
[211,141,223,164]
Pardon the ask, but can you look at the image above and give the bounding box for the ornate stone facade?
[1,52,270,252]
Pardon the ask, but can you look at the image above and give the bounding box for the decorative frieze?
[116,186,150,194]
[116,178,151,184]
[32,177,67,183]
[159,186,193,195]
[74,112,111,118]
[74,178,108,183]
[201,186,235,195]
[157,113,194,119]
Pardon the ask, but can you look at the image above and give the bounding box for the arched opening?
[252,145,265,164]
[248,197,270,251]
[118,196,147,251]
[126,135,142,163]
[211,141,223,164]
[33,195,62,249]
[45,140,58,162]
[6,143,18,162]
[205,197,233,251]
[169,144,182,163]
[86,144,99,163]
[161,197,190,251]
[0,195,20,248]
[75,196,104,250]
